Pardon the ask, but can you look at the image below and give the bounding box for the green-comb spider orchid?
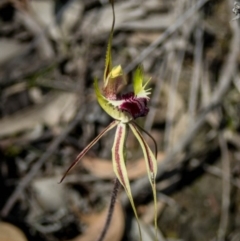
[60,1,158,240]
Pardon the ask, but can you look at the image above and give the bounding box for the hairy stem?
[97,178,120,241]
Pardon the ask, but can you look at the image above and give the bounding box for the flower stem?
[97,178,120,241]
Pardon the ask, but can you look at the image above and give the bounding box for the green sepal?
[133,66,151,98]
[94,78,132,123]
[129,122,158,240]
[60,120,118,183]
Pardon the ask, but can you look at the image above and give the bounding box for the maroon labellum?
[118,92,149,119]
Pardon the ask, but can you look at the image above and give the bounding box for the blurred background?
[0,0,240,240]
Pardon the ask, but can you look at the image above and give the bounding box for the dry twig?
[164,47,185,153]
[217,133,231,241]
[188,26,203,123]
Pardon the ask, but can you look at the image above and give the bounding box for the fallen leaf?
[0,40,26,65]
[0,92,78,138]
[140,201,165,224]
[0,222,28,241]
[69,201,124,241]
[31,176,68,212]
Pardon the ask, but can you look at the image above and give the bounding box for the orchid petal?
[60,120,118,183]
[133,66,151,99]
[112,123,142,240]
[94,78,132,123]
[129,122,158,239]
[109,65,123,79]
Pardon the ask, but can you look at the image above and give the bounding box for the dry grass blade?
[70,194,124,241]
[144,61,166,132]
[188,26,203,123]
[164,47,185,153]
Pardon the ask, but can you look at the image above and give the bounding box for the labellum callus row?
[119,92,149,119]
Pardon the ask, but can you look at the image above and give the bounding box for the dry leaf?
[140,201,165,224]
[31,176,68,212]
[0,222,28,241]
[69,201,124,241]
[0,40,26,65]
[0,92,78,138]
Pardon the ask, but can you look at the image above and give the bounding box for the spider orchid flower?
[60,1,158,240]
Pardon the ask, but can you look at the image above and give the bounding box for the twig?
[200,62,220,128]
[200,61,211,107]
[204,163,240,189]
[1,107,86,217]
[233,75,240,93]
[164,47,185,153]
[144,60,166,132]
[124,0,210,74]
[188,26,203,123]
[217,133,231,241]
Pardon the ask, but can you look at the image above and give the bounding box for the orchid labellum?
[60,1,158,240]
